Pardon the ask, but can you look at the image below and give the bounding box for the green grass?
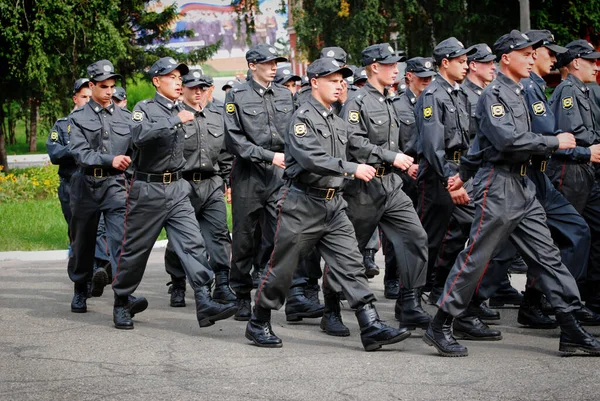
[5,120,48,156]
[200,64,238,78]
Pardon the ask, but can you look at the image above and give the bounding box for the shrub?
[0,164,59,202]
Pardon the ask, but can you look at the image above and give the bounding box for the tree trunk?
[0,106,9,172]
[29,98,39,152]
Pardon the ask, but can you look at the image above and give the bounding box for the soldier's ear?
[152,76,161,88]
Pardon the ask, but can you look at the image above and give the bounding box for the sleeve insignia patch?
[562,96,573,109]
[132,111,144,122]
[423,106,433,119]
[226,103,235,114]
[348,110,360,124]
[531,101,546,115]
[491,104,505,118]
[67,124,71,133]
[50,131,59,141]
[294,123,307,137]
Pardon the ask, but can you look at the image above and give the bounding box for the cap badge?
[457,41,464,48]
[268,47,277,54]
[193,72,201,78]
[169,58,177,64]
[388,46,394,53]
[589,42,595,49]
[283,69,290,75]
[521,33,529,40]
[425,61,432,68]
[327,50,335,57]
[486,46,492,53]
[103,65,112,72]
[332,60,339,67]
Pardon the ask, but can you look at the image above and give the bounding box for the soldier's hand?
[557,132,576,150]
[407,164,418,179]
[112,155,131,171]
[272,152,286,169]
[447,174,464,191]
[590,144,600,163]
[393,153,414,171]
[355,164,376,182]
[225,186,232,204]
[450,187,470,205]
[177,110,195,124]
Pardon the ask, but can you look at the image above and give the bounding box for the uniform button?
[391,141,394,145]
[272,134,276,136]
[344,173,348,176]
[202,163,206,167]
[351,174,355,178]
[102,147,107,152]
[201,149,205,152]
[184,135,188,138]
[67,141,70,144]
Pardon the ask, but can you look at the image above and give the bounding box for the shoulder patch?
[562,96,573,110]
[132,111,144,122]
[50,131,59,141]
[67,124,71,133]
[226,103,235,114]
[294,123,307,137]
[348,110,360,124]
[531,101,546,116]
[423,106,433,119]
[491,103,505,118]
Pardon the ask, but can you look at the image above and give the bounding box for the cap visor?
[470,54,496,63]
[581,51,600,60]
[317,67,353,79]
[94,73,122,82]
[112,95,125,101]
[281,75,301,84]
[221,85,232,90]
[515,39,544,51]
[378,56,402,64]
[176,64,190,76]
[414,71,437,78]
[260,56,288,63]
[545,43,568,54]
[183,80,207,87]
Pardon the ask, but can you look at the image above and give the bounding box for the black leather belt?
[182,171,215,182]
[484,162,528,176]
[529,158,548,172]
[369,163,393,177]
[445,150,463,164]
[134,170,182,184]
[292,182,342,200]
[82,167,123,178]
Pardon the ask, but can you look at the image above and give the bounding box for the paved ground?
[1,250,599,401]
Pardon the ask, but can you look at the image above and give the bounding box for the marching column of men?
[55,28,600,355]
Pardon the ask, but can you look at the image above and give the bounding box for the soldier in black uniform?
[274,67,301,95]
[112,57,236,330]
[67,61,140,314]
[224,44,319,323]
[342,43,430,331]
[162,70,236,308]
[424,31,600,357]
[112,86,127,109]
[549,40,600,313]
[245,58,411,351]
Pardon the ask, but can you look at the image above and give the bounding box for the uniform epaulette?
[121,108,131,115]
[491,85,501,95]
[71,107,84,114]
[57,117,68,121]
[232,84,249,94]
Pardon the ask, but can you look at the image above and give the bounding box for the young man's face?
[283,80,298,95]
[375,62,399,86]
[73,88,92,108]
[312,72,344,105]
[90,79,116,106]
[506,46,534,79]
[407,72,432,94]
[533,46,557,76]
[446,55,469,81]
[182,85,206,107]
[470,60,496,83]
[577,58,599,83]
[154,70,183,100]
[250,60,278,84]
[114,98,128,109]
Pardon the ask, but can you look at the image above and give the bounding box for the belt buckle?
[454,151,461,164]
[325,188,335,200]
[375,166,385,177]
[192,172,201,182]
[540,160,547,173]
[520,164,527,176]
[163,172,172,184]
[93,168,103,178]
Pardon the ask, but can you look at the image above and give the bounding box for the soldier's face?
[576,58,599,83]
[506,47,534,79]
[154,70,183,100]
[182,85,206,107]
[533,47,557,75]
[283,80,298,95]
[446,55,468,81]
[90,79,116,107]
[312,73,344,104]
[472,60,496,83]
[72,88,92,108]
[407,73,432,94]
[375,62,398,86]
[251,60,278,84]
[114,98,127,108]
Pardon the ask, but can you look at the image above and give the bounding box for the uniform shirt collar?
[365,82,390,102]
[88,98,115,114]
[529,72,546,92]
[182,101,204,116]
[436,73,462,94]
[567,74,589,93]
[404,87,418,105]
[309,95,334,119]
[496,72,524,95]
[463,77,484,95]
[250,78,273,97]
[154,92,179,110]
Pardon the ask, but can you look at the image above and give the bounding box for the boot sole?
[114,323,134,330]
[384,294,400,300]
[363,330,411,352]
[365,270,380,279]
[245,332,283,348]
[129,299,149,318]
[489,299,522,308]
[286,309,324,322]
[91,269,108,297]
[320,323,350,337]
[198,305,237,327]
[71,307,87,313]
[453,330,502,341]
[398,321,431,331]
[170,302,186,308]
[234,315,251,321]
[559,342,600,355]
[423,332,468,357]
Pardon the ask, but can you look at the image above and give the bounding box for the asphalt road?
[1,250,599,401]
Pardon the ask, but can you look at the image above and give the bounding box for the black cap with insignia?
[405,57,437,77]
[87,60,121,82]
[307,57,353,80]
[353,67,368,83]
[112,86,127,101]
[300,75,310,87]
[182,70,210,88]
[361,43,405,66]
[73,78,90,94]
[274,67,301,85]
[559,39,600,66]
[467,44,496,65]
[246,44,288,64]
[525,30,568,54]
[222,80,237,91]
[433,37,476,64]
[149,57,189,78]
[319,47,348,64]
[493,30,543,58]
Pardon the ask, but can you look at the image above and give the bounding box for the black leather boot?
[285,286,324,322]
[356,303,410,351]
[540,294,554,316]
[453,315,502,341]
[489,278,523,308]
[320,293,350,337]
[574,306,600,326]
[234,295,252,321]
[363,249,379,278]
[384,279,400,299]
[305,282,321,305]
[90,261,108,297]
[113,296,133,330]
[395,287,432,330]
[127,295,148,318]
[71,283,88,313]
[423,310,468,357]
[467,300,500,321]
[195,285,236,327]
[556,311,600,355]
[245,306,282,348]
[518,289,558,329]
[213,270,237,304]
[168,278,186,307]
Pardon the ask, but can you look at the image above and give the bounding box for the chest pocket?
[183,122,198,151]
[335,128,348,145]
[368,111,390,127]
[398,112,415,126]
[242,103,266,117]
[112,123,131,137]
[274,102,293,114]
[207,123,223,138]
[314,124,331,139]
